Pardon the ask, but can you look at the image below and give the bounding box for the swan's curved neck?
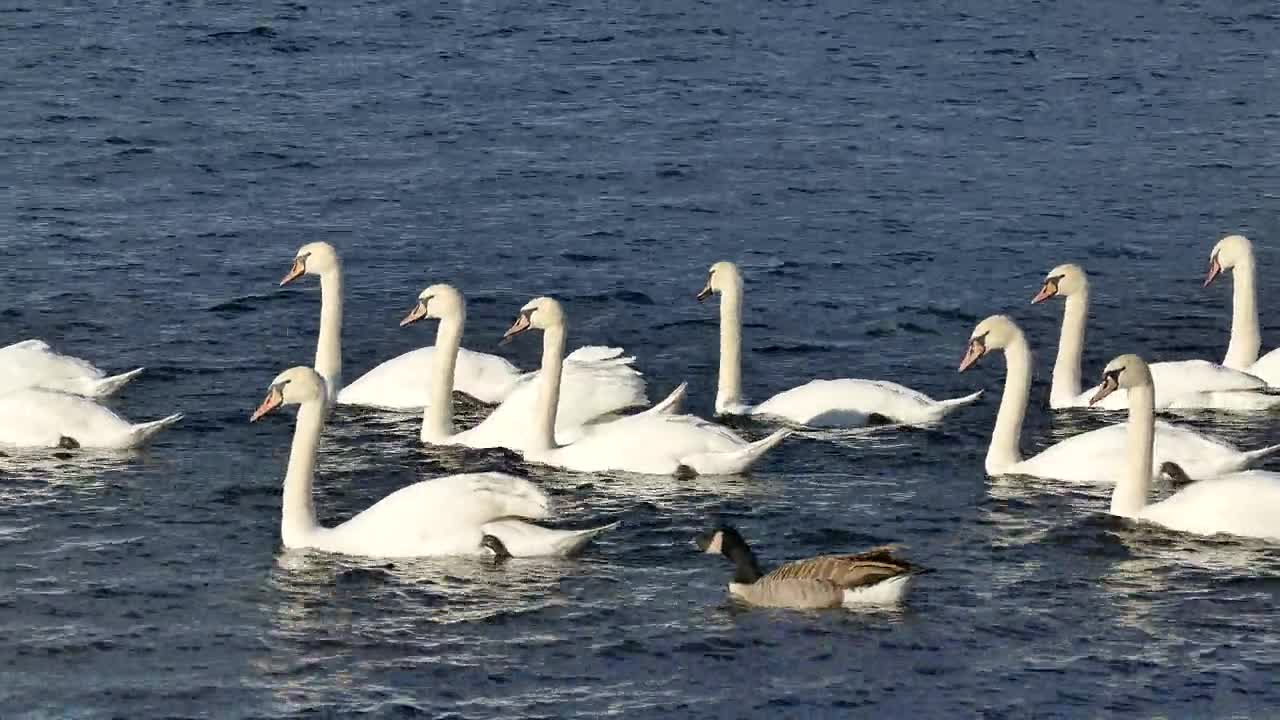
[281,398,324,546]
[531,324,566,451]
[315,268,344,402]
[988,334,1031,474]
[1225,256,1260,370]
[1051,290,1088,405]
[715,279,744,413]
[422,312,463,442]
[1112,383,1154,517]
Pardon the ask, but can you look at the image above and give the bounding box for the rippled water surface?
[4,0,1280,717]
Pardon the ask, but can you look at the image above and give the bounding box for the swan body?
[958,315,1279,482]
[750,379,983,427]
[1206,235,1280,385]
[1092,354,1280,541]
[1033,263,1278,410]
[0,339,143,398]
[251,366,616,558]
[335,346,520,408]
[401,285,650,450]
[0,388,181,449]
[696,526,919,608]
[279,242,523,407]
[502,296,789,475]
[699,261,982,426]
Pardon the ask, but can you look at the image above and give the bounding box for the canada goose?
[695,526,922,608]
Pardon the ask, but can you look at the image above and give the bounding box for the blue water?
[4,0,1280,716]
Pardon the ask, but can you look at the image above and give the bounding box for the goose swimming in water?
[695,525,922,608]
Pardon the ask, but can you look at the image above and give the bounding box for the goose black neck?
[726,542,764,584]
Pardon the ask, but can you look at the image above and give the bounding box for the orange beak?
[500,313,532,345]
[1088,375,1119,406]
[400,302,428,327]
[250,387,283,422]
[1031,282,1057,304]
[1203,257,1221,287]
[279,258,306,286]
[958,340,985,372]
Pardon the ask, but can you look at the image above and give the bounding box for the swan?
[697,261,982,426]
[502,297,791,475]
[249,365,618,557]
[0,339,143,398]
[1204,234,1280,385]
[279,242,522,407]
[399,284,653,450]
[695,526,921,608]
[1089,354,1280,540]
[0,388,181,450]
[957,315,1279,482]
[1031,263,1277,410]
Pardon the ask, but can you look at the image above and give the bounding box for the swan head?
[250,366,327,421]
[501,297,564,344]
[280,241,340,286]
[1031,263,1087,303]
[697,261,742,301]
[1205,234,1252,286]
[958,315,1023,372]
[400,284,464,327]
[1088,354,1152,406]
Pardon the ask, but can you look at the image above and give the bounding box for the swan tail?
[546,520,621,556]
[1241,443,1280,468]
[89,367,145,397]
[682,428,791,475]
[638,382,686,417]
[486,519,620,557]
[934,390,983,413]
[126,413,183,448]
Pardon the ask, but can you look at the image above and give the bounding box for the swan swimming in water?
[249,365,618,558]
[697,260,982,426]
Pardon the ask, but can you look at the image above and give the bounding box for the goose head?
[400,284,464,327]
[501,297,565,344]
[696,525,755,558]
[280,241,340,286]
[1204,234,1252,287]
[1088,354,1152,406]
[696,525,763,583]
[1031,263,1087,304]
[250,366,327,421]
[958,315,1023,372]
[697,261,742,301]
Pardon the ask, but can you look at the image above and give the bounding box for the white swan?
[1204,234,1280,385]
[0,339,143,398]
[698,261,982,426]
[1031,263,1277,410]
[958,315,1279,482]
[502,297,791,475]
[249,366,617,557]
[279,242,522,407]
[399,284,652,449]
[1090,354,1280,540]
[0,388,181,450]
